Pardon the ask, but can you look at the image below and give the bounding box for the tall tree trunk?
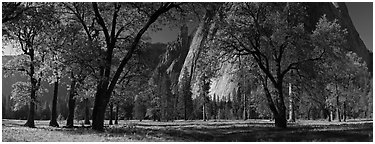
[84,98,91,125]
[336,85,341,122]
[24,85,36,128]
[49,78,59,127]
[288,83,295,122]
[24,50,36,128]
[336,98,341,122]
[109,102,113,125]
[262,78,287,128]
[243,92,247,120]
[329,109,333,121]
[115,103,119,125]
[274,83,287,128]
[203,103,206,121]
[92,88,109,131]
[343,101,347,122]
[66,75,76,128]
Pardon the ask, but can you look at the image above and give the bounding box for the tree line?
[2,2,371,131]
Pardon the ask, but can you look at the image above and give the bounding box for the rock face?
[150,25,192,94]
[303,2,372,72]
[176,2,372,100]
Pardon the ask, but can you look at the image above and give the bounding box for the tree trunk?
[275,83,287,128]
[262,78,287,128]
[24,50,36,128]
[288,83,295,122]
[24,87,36,128]
[203,103,206,121]
[275,113,287,128]
[109,102,113,125]
[84,98,91,125]
[243,92,247,120]
[307,107,311,120]
[91,89,110,131]
[49,79,59,127]
[336,95,341,122]
[115,103,119,125]
[66,76,76,128]
[335,82,341,122]
[343,101,347,122]
[329,109,333,121]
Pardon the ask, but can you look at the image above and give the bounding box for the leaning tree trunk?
[84,98,91,125]
[66,75,77,128]
[49,78,59,127]
[109,102,113,125]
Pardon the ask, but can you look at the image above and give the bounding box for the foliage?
[212,2,348,127]
[10,82,48,111]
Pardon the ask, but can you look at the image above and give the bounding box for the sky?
[2,2,373,55]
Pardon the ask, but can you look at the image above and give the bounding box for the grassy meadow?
[2,119,372,142]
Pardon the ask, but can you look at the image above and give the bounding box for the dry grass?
[2,119,373,142]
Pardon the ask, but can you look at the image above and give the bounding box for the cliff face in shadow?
[303,2,372,72]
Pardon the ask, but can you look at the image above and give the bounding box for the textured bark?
[24,49,36,128]
[92,89,109,131]
[66,75,76,128]
[49,79,59,127]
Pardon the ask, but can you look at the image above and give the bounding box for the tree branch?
[92,2,110,45]
[107,2,178,95]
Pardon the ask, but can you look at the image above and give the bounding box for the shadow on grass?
[106,122,373,142]
[3,119,372,142]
